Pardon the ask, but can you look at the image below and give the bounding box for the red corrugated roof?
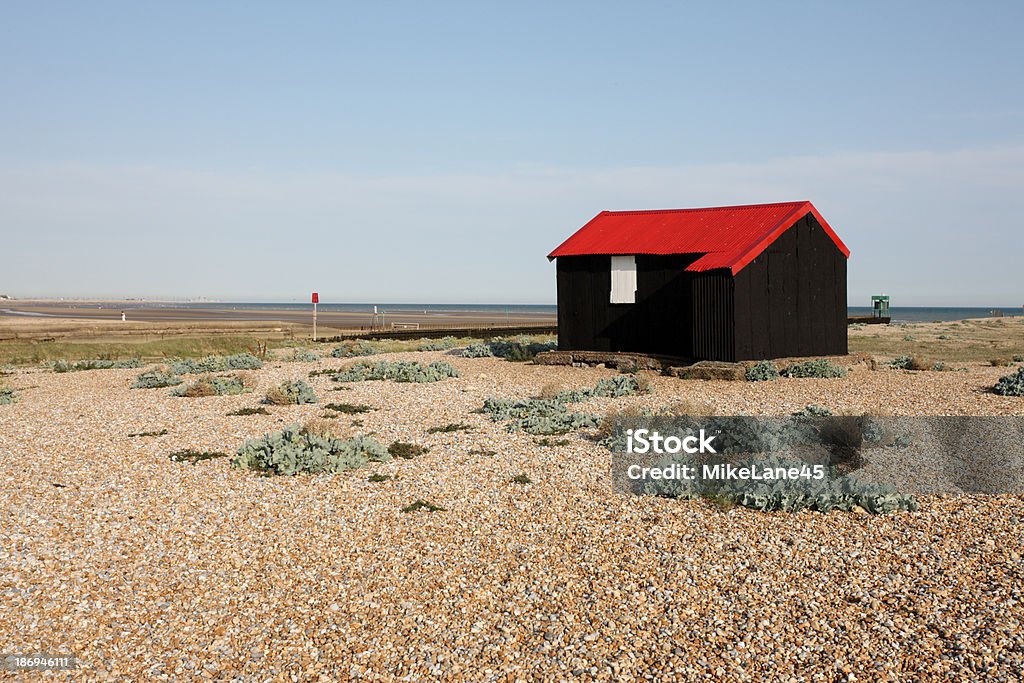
[547,201,849,274]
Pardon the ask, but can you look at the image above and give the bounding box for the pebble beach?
[2,348,1023,681]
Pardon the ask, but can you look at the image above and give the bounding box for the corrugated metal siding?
[732,214,847,360]
[556,254,699,357]
[691,273,735,361]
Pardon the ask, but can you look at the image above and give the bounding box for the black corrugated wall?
[732,214,848,359]
[556,254,699,356]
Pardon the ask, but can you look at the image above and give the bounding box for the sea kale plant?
[132,368,183,389]
[781,359,848,379]
[283,348,321,362]
[482,397,601,435]
[792,404,833,417]
[171,353,263,374]
[745,360,780,382]
[233,424,390,475]
[461,336,557,361]
[332,360,459,383]
[610,414,917,514]
[330,341,378,358]
[417,336,459,351]
[888,355,913,370]
[488,338,558,362]
[642,452,918,514]
[461,343,495,358]
[553,375,648,403]
[993,366,1024,397]
[50,358,143,372]
[482,374,649,435]
[0,386,17,404]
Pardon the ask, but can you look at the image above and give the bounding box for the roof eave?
[547,201,852,270]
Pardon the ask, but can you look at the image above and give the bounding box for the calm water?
[34,301,1023,323]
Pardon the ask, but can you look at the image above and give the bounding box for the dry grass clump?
[234,370,258,387]
[401,499,445,513]
[388,442,428,459]
[596,405,651,442]
[301,417,341,439]
[227,406,270,416]
[264,379,318,405]
[990,357,1014,367]
[664,399,715,417]
[635,375,653,394]
[909,357,934,371]
[178,379,218,397]
[595,399,714,445]
[175,373,249,397]
[127,428,168,438]
[264,386,289,404]
[537,382,564,400]
[426,422,472,434]
[169,449,229,464]
[324,402,373,414]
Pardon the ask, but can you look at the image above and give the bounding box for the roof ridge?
[602,201,808,216]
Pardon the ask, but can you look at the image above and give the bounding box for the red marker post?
[311,292,319,340]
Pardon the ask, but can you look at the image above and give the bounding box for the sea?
[9,301,1022,324]
[171,302,1022,324]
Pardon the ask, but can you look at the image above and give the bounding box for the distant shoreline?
[2,301,1022,325]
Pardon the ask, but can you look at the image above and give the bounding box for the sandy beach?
[0,301,557,338]
[1,319,1023,680]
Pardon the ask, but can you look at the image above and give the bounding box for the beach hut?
[547,201,849,361]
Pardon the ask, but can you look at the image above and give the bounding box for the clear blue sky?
[2,1,1022,305]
